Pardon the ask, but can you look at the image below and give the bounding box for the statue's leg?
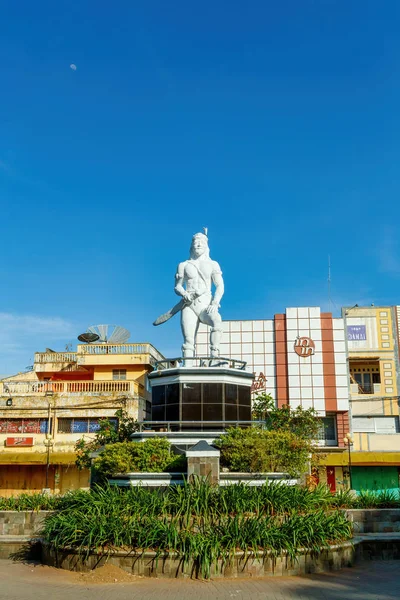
[200,311,223,358]
[181,306,198,358]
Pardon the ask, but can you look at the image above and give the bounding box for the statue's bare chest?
[184,261,212,281]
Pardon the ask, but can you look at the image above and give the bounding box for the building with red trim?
[197,307,350,490]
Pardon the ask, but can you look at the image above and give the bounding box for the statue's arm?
[210,262,224,308]
[174,262,189,299]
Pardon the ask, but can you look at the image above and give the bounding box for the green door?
[351,466,400,493]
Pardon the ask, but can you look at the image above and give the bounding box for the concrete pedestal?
[186,440,220,484]
[148,363,254,432]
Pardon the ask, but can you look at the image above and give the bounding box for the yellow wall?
[369,435,400,452]
[353,432,369,452]
[321,452,400,466]
[79,353,154,367]
[334,466,345,491]
[92,365,147,382]
[376,307,394,351]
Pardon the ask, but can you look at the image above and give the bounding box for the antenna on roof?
[328,255,332,313]
[86,325,130,344]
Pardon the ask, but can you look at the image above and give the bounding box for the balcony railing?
[350,383,381,395]
[153,356,247,371]
[0,380,137,395]
[34,352,77,364]
[135,420,264,432]
[77,343,164,365]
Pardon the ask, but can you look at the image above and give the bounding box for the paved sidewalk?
[0,559,400,600]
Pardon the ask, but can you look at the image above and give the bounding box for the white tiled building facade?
[197,307,349,417]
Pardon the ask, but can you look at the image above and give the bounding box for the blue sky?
[1,1,400,374]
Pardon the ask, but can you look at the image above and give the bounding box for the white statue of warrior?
[153,230,224,358]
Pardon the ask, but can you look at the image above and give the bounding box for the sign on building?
[6,437,34,447]
[251,372,267,394]
[347,325,366,341]
[294,337,315,357]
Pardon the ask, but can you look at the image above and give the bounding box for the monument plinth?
[148,356,253,432]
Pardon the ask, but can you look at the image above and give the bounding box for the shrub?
[214,427,311,477]
[252,394,321,441]
[93,438,179,478]
[75,409,138,470]
[93,442,133,477]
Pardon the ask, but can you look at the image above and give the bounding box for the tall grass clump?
[41,480,353,578]
[0,492,62,511]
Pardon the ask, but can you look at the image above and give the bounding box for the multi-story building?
[343,306,400,492]
[0,339,164,496]
[197,307,350,491]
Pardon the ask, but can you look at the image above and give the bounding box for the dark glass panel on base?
[165,403,179,421]
[182,402,201,421]
[152,405,165,421]
[166,384,179,404]
[152,386,165,406]
[238,385,251,406]
[203,383,223,403]
[225,403,238,422]
[182,383,201,403]
[203,403,223,421]
[225,384,238,404]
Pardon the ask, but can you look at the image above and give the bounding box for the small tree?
[252,393,325,476]
[252,393,275,421]
[252,393,321,441]
[214,427,311,477]
[75,409,139,471]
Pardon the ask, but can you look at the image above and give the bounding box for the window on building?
[112,369,127,380]
[353,372,372,394]
[57,417,118,434]
[352,416,400,434]
[375,417,400,433]
[350,367,380,394]
[317,416,337,446]
[0,419,51,434]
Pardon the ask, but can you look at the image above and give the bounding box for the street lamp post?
[43,435,54,491]
[343,433,354,490]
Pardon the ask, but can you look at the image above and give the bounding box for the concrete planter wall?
[108,473,185,487]
[108,472,297,487]
[220,473,298,486]
[346,509,400,533]
[0,511,50,536]
[42,541,357,578]
[0,510,50,559]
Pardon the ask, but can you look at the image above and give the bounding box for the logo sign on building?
[6,437,34,447]
[294,337,315,358]
[347,325,366,341]
[251,372,267,394]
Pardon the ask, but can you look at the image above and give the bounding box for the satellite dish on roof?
[87,325,130,344]
[78,332,100,344]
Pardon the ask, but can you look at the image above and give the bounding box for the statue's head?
[190,232,210,259]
